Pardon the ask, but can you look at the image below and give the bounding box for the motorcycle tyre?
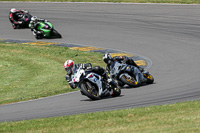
[52,29,62,38]
[120,75,138,87]
[80,81,101,100]
[144,73,154,84]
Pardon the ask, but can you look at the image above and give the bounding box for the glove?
[139,67,144,72]
[107,78,112,83]
[80,64,84,69]
[85,63,92,70]
[81,63,92,70]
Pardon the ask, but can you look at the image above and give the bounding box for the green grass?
[0,42,105,105]
[1,43,199,132]
[1,100,200,132]
[1,0,200,4]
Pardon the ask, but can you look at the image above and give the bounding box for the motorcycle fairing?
[86,72,103,96]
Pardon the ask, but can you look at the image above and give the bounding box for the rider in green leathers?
[29,16,49,39]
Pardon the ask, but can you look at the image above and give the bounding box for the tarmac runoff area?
[0,39,150,68]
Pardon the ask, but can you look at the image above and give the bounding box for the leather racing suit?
[9,10,26,29]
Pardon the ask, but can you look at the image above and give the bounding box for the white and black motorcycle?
[72,66,121,100]
[109,61,154,87]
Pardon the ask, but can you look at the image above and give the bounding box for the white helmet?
[31,16,38,22]
[64,60,75,74]
[10,8,17,13]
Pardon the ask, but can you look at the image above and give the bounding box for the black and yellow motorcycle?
[109,61,154,87]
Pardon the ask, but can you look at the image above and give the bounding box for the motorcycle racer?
[64,60,113,89]
[103,53,146,85]
[9,8,29,29]
[29,16,49,39]
[103,53,144,72]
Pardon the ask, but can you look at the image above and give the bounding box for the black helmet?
[103,53,113,64]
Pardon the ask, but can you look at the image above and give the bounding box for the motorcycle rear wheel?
[80,81,100,100]
[52,29,62,38]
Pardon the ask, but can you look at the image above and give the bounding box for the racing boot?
[107,78,112,84]
[33,31,43,39]
[12,23,17,29]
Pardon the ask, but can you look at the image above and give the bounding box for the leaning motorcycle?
[14,12,32,28]
[29,21,62,39]
[71,66,121,100]
[110,61,154,87]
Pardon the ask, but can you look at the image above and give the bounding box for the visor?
[65,65,73,74]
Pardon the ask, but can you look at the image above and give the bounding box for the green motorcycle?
[29,21,62,39]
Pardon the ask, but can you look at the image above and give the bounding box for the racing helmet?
[31,16,38,22]
[10,8,17,13]
[64,60,75,74]
[103,53,113,65]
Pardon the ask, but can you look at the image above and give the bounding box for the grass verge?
[1,0,200,4]
[1,100,200,132]
[0,42,104,105]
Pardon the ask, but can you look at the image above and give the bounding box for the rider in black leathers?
[103,53,144,72]
[103,53,146,85]
[9,8,29,29]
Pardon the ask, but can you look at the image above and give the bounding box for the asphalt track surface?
[1,2,200,122]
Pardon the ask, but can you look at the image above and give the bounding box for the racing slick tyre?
[143,73,154,84]
[120,75,138,87]
[52,29,62,38]
[80,81,101,100]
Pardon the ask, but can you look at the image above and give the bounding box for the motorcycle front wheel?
[80,81,101,100]
[120,75,138,87]
[143,73,154,84]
